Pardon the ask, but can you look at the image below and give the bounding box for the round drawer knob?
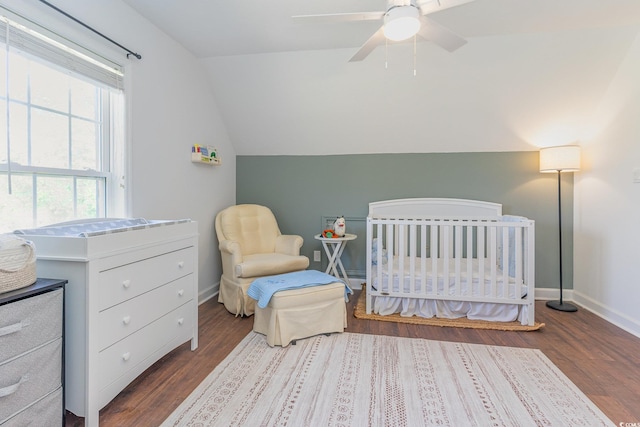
[178,261,185,269]
[122,316,131,325]
[122,280,131,289]
[177,318,184,326]
[177,289,184,297]
[122,352,130,361]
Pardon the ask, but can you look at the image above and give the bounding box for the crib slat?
[454,224,462,296]
[398,223,406,296]
[490,225,497,298]
[477,225,485,297]
[443,224,450,297]
[375,223,382,274]
[431,224,438,297]
[466,224,473,296]
[469,224,474,291]
[409,224,417,294]
[386,223,394,296]
[376,222,383,300]
[420,222,427,296]
[502,226,509,299]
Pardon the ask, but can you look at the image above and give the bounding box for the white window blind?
[0,10,124,90]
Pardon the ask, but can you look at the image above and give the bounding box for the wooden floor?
[66,291,640,426]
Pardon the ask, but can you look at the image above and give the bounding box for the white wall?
[574,32,640,337]
[0,0,235,299]
[202,26,637,156]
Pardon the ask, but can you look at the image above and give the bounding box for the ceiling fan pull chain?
[413,34,417,76]
[385,37,389,69]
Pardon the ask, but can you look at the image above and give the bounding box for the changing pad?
[14,218,191,237]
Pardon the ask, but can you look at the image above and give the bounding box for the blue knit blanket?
[247,270,352,309]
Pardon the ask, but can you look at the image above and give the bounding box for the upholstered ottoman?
[253,281,348,347]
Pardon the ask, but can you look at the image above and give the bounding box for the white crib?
[366,198,536,326]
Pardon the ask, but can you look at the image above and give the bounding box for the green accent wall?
[236,152,574,290]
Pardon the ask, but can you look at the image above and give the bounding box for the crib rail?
[366,215,535,324]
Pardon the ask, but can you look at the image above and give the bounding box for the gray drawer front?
[0,339,62,423]
[0,289,63,363]
[0,387,62,427]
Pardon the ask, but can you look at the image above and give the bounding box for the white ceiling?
[121,0,640,155]
[122,0,640,58]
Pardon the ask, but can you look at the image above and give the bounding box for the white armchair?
[215,204,309,316]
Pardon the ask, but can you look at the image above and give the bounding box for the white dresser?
[16,219,198,427]
[0,279,65,426]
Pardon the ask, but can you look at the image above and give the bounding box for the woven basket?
[0,234,37,294]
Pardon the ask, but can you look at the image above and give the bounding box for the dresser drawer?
[0,339,62,423]
[1,387,62,427]
[98,301,194,391]
[0,289,62,364]
[97,246,195,310]
[97,274,194,351]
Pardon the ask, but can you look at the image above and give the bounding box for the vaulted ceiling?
[122,0,640,155]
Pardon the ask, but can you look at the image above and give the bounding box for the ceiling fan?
[293,0,475,62]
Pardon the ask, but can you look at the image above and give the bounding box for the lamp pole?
[546,169,578,312]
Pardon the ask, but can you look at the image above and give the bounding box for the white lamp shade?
[539,145,581,173]
[383,6,421,41]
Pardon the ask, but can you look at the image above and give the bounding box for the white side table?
[314,233,357,282]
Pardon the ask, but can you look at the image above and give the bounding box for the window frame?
[0,9,126,232]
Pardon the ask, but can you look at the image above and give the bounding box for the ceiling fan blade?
[417,16,467,52]
[292,12,384,24]
[348,26,386,62]
[418,0,476,16]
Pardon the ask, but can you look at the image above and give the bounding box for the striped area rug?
[162,332,613,426]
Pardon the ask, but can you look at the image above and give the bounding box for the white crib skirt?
[373,295,529,324]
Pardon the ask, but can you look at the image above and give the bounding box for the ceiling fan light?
[383,6,421,41]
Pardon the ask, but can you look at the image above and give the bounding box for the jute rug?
[354,290,545,331]
[162,332,613,426]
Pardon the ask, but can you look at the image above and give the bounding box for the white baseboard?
[572,290,640,339]
[198,281,219,305]
[535,287,640,339]
[534,287,574,301]
[348,277,365,290]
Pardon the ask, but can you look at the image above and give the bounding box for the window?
[0,13,126,233]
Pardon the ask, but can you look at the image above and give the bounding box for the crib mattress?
[371,257,527,299]
[370,257,529,323]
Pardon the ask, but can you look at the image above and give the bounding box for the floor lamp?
[540,145,580,312]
